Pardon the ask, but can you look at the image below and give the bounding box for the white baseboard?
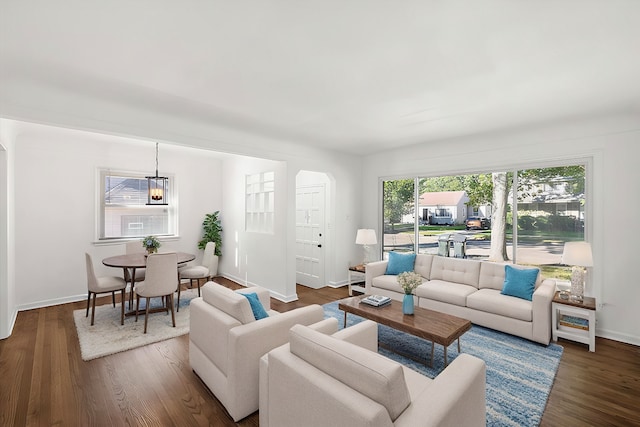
[327,280,348,289]
[597,328,640,347]
[0,307,18,340]
[219,273,299,303]
[18,293,87,312]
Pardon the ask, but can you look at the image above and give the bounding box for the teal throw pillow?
[385,252,417,275]
[239,292,269,320]
[501,265,539,301]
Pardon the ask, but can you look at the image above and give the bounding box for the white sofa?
[366,254,557,344]
[189,281,325,421]
[259,319,486,427]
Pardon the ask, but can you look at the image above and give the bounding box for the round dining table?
[103,251,195,312]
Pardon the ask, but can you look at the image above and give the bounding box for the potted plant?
[142,235,161,254]
[198,211,222,257]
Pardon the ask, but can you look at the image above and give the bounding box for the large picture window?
[98,169,176,240]
[381,162,587,279]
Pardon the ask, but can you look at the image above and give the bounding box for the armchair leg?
[112,291,116,307]
[135,295,140,322]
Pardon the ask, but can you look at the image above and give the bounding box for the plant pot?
[402,294,414,315]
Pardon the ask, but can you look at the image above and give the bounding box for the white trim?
[220,273,299,303]
[17,293,87,312]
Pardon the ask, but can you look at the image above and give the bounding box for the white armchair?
[260,321,487,427]
[189,281,325,422]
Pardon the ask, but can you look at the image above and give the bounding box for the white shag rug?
[73,288,199,361]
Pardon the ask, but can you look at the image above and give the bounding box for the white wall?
[0,120,17,339]
[12,121,222,310]
[220,157,364,302]
[362,113,640,346]
[220,156,289,298]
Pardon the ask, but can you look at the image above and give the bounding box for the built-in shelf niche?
[246,171,275,233]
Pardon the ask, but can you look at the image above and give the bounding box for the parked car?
[466,216,490,230]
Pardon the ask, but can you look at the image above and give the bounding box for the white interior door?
[295,185,325,288]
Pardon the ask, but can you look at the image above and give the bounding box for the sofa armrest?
[332,319,378,352]
[532,278,556,344]
[395,354,486,427]
[365,260,389,293]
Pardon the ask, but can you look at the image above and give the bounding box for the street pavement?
[383,230,564,265]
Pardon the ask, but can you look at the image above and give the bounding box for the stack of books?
[559,314,589,330]
[361,295,392,307]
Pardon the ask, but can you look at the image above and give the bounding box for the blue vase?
[402,294,414,315]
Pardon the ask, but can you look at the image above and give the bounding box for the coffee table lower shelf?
[338,296,471,368]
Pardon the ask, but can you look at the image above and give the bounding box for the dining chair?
[123,241,146,307]
[177,241,217,310]
[134,252,179,333]
[85,253,127,326]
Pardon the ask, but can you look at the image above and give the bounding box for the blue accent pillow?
[501,265,539,301]
[239,292,269,320]
[385,252,417,275]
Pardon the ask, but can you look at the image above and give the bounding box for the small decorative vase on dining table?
[402,294,414,315]
[146,247,157,255]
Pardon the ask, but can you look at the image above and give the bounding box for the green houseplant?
[198,211,222,257]
[142,235,161,254]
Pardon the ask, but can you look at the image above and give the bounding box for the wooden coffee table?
[338,295,472,367]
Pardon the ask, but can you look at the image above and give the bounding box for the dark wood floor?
[1,278,639,426]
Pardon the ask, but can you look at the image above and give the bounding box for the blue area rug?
[323,301,563,427]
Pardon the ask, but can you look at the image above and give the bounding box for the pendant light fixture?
[146,142,168,205]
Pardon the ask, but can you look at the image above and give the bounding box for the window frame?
[379,156,592,266]
[96,168,177,242]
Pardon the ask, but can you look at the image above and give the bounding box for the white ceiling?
[1,1,639,155]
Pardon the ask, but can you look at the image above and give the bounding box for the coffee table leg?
[429,342,434,368]
[457,337,461,353]
[343,312,347,328]
[444,346,448,367]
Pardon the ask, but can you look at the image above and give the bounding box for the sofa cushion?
[501,265,539,301]
[239,292,269,320]
[415,280,478,307]
[371,275,407,293]
[202,282,256,324]
[478,261,509,290]
[467,288,533,321]
[414,254,434,280]
[385,252,416,275]
[430,256,481,288]
[289,324,411,421]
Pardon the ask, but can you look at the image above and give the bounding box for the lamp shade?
[561,241,593,267]
[355,229,377,245]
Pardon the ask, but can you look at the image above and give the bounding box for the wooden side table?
[551,291,596,352]
[348,264,366,296]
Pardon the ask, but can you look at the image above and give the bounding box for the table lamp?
[561,241,593,302]
[355,229,377,265]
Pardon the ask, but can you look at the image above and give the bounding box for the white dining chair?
[85,253,127,326]
[177,241,217,310]
[134,252,179,333]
